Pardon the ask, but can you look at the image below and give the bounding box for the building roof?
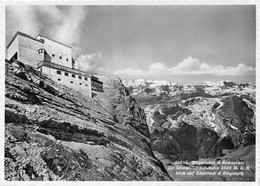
[37,60,92,78]
[7,31,73,50]
[7,31,44,49]
[35,34,72,49]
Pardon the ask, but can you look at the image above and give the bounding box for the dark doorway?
[10,52,17,62]
[44,51,52,62]
[72,60,75,69]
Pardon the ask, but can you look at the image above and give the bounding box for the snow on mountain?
[122,79,181,96]
[123,79,196,96]
[181,84,196,93]
[123,79,147,87]
[216,80,237,87]
[123,79,255,97]
[123,79,176,88]
[202,80,236,88]
[202,81,216,87]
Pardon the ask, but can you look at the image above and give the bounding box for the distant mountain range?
[123,79,255,98]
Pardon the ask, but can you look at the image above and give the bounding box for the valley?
[123,79,256,181]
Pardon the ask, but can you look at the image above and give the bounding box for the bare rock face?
[151,121,229,161]
[142,95,255,181]
[148,95,255,161]
[91,75,150,138]
[5,60,171,181]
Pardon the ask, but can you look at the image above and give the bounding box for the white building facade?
[7,31,103,97]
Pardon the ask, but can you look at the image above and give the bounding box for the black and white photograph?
[2,1,258,184]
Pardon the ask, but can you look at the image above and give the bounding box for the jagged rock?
[91,75,150,138]
[151,122,231,161]
[148,95,255,161]
[5,61,171,181]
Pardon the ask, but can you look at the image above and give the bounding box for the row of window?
[52,54,69,61]
[91,81,103,86]
[56,70,88,81]
[57,78,88,86]
[38,48,70,61]
[91,80,103,91]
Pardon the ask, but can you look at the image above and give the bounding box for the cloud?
[77,51,103,71]
[6,5,104,72]
[6,5,85,47]
[172,57,202,71]
[148,62,167,73]
[6,6,37,37]
[113,68,145,76]
[113,57,255,77]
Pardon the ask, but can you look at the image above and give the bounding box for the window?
[57,70,61,75]
[79,83,82,85]
[38,48,44,54]
[52,54,55,57]
[59,56,62,59]
[72,74,75,78]
[85,84,88,86]
[58,78,61,81]
[66,58,69,61]
[85,77,88,81]
[78,76,82,79]
[65,72,69,76]
[70,81,73,84]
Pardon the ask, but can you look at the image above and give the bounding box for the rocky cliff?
[4,60,171,181]
[143,96,255,181]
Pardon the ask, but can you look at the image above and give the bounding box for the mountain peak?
[202,81,216,87]
[217,80,236,87]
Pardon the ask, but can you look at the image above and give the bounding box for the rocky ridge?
[4,60,171,181]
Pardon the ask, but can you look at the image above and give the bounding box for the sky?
[6,5,256,84]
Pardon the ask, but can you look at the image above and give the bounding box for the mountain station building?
[6,31,103,97]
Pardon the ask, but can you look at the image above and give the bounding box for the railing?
[36,61,44,68]
[92,86,104,92]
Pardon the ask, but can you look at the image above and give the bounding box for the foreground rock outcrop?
[4,60,171,181]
